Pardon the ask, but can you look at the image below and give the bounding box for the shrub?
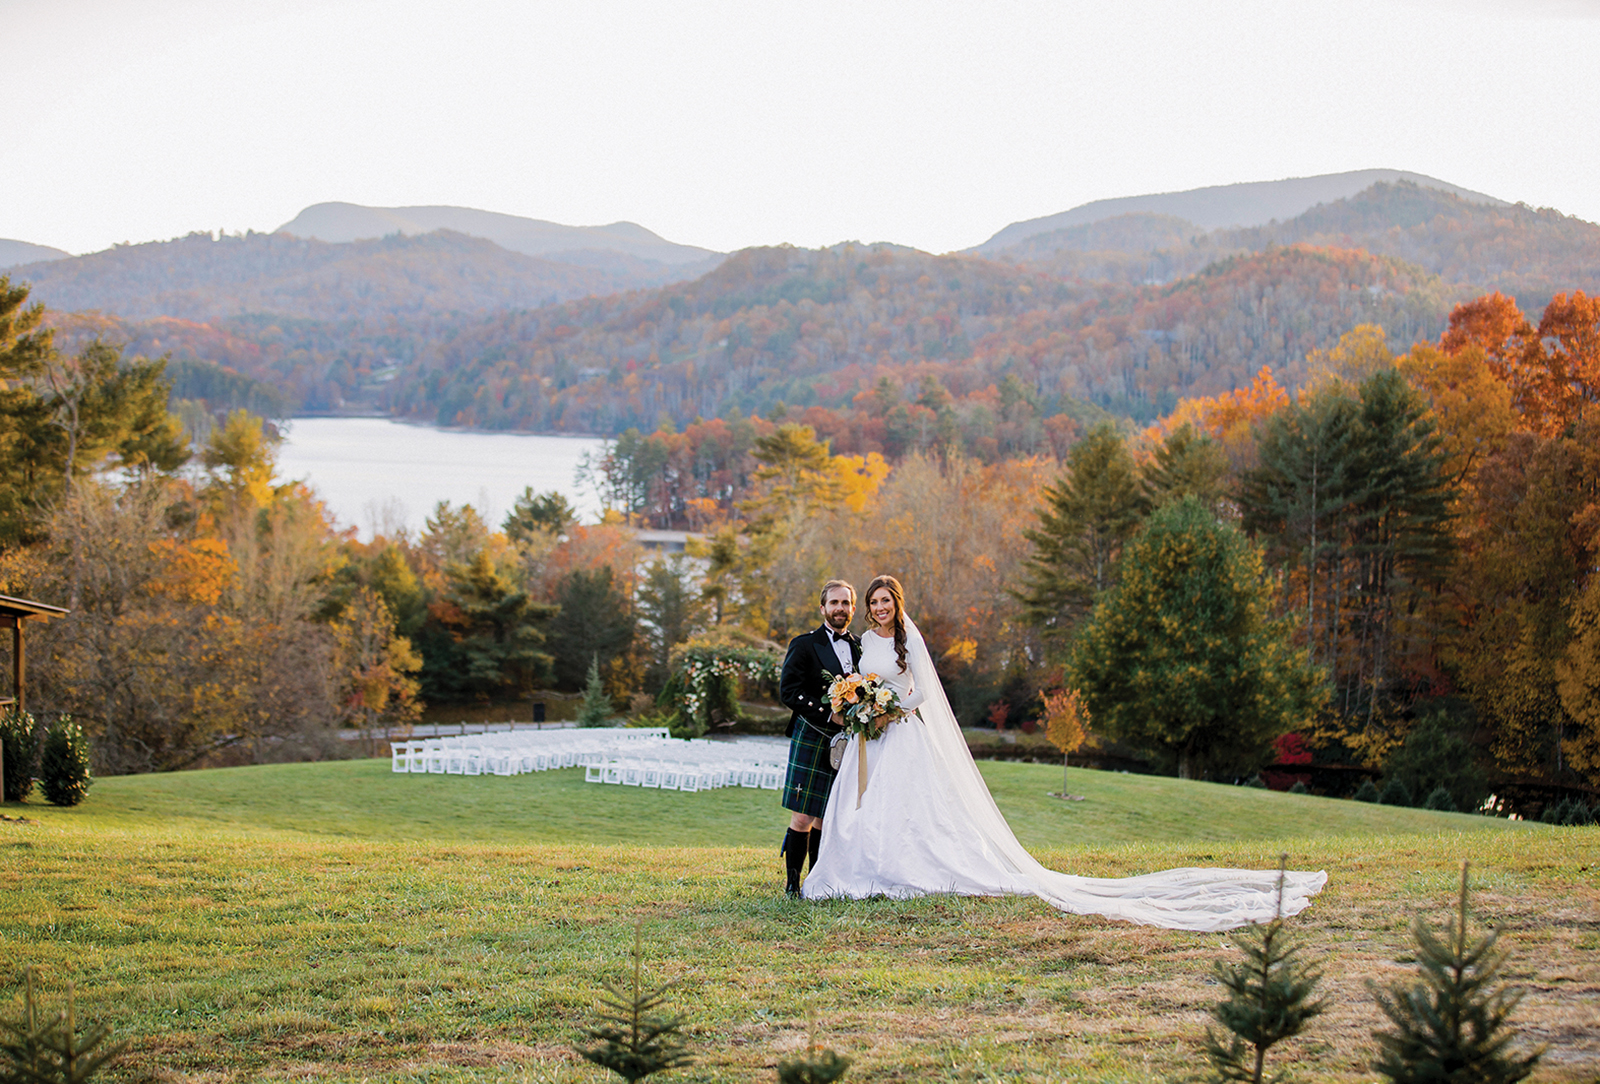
[1369,862,1542,1083]
[1541,798,1595,825]
[0,708,38,803]
[1244,774,1267,788]
[1382,712,1489,816]
[40,716,93,807]
[1379,778,1414,807]
[1422,785,1457,812]
[1288,781,1310,795]
[1353,778,1380,803]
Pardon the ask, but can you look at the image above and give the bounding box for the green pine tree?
[1203,857,1327,1083]
[1066,497,1324,779]
[39,716,93,807]
[1015,422,1147,641]
[1369,862,1542,1084]
[0,968,127,1083]
[1353,778,1381,803]
[577,655,613,728]
[576,925,694,1082]
[775,1012,851,1083]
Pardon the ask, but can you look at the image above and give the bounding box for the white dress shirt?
[829,629,854,674]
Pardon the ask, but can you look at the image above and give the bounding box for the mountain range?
[972,169,1506,251]
[6,171,1598,434]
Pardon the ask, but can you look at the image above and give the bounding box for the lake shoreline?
[287,412,611,441]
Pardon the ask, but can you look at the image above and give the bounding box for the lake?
[275,417,606,537]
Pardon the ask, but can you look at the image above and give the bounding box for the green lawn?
[2,759,1595,1083]
[50,756,1532,849]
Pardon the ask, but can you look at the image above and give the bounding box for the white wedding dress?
[801,618,1328,932]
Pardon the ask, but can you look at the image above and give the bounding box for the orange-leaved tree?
[1041,687,1090,795]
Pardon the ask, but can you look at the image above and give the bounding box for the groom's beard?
[826,614,851,630]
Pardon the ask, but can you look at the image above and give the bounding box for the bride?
[801,574,1327,932]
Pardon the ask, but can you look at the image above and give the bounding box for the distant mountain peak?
[1,238,74,270]
[974,170,1508,254]
[276,202,721,267]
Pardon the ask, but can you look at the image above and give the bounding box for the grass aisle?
[3,759,1596,1082]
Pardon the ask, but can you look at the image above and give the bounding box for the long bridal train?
[801,617,1327,933]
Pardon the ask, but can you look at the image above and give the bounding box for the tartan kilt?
[781,720,840,817]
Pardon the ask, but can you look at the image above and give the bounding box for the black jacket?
[780,625,861,739]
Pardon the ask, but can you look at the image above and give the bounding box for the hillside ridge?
[974,169,1508,252]
[277,201,722,267]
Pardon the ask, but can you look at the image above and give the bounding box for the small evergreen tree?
[1203,857,1327,1083]
[39,717,92,807]
[775,1013,851,1083]
[0,708,38,802]
[576,925,693,1082]
[577,656,613,728]
[1423,785,1457,813]
[0,968,127,1083]
[1379,778,1413,807]
[1353,778,1381,803]
[1370,862,1542,1084]
[1288,781,1310,795]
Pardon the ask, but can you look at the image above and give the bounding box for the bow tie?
[831,631,850,643]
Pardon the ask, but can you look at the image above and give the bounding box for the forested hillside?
[997,183,1600,312]
[395,241,1450,431]
[9,180,1599,429]
[18,229,628,321]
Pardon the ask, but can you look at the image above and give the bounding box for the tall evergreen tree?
[547,566,637,690]
[418,551,554,700]
[1068,497,1324,779]
[1242,368,1453,746]
[1144,422,1231,513]
[1015,422,1146,640]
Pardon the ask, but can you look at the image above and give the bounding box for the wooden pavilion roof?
[0,594,68,620]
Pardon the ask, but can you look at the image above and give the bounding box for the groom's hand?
[830,711,844,726]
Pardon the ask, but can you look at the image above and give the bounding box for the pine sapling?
[0,968,127,1084]
[1369,861,1542,1084]
[1203,855,1326,1083]
[576,924,693,1082]
[775,1012,850,1083]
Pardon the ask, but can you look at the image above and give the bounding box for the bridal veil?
[896,614,1327,932]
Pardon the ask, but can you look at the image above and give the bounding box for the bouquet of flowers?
[827,671,903,807]
[827,672,902,740]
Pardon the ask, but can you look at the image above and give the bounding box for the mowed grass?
[49,756,1540,848]
[1,759,1595,1083]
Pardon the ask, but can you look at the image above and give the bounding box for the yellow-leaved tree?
[1041,687,1090,796]
[332,587,423,755]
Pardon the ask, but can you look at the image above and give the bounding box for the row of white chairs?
[390,728,671,775]
[388,729,786,792]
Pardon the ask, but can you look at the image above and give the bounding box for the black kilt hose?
[779,626,860,817]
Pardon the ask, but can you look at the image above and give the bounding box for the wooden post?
[12,620,22,715]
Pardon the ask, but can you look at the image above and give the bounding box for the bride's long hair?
[864,574,909,673]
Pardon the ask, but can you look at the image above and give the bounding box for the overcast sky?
[5,0,1599,257]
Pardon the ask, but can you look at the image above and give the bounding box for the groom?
[777,579,860,896]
